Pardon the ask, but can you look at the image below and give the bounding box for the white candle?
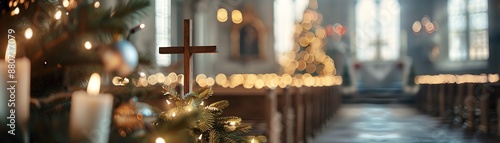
[1,39,30,142]
[69,73,113,143]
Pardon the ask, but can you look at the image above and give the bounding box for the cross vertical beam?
[184,19,193,95]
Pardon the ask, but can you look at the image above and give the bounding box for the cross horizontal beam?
[159,46,217,54]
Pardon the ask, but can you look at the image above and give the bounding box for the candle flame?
[87,73,101,96]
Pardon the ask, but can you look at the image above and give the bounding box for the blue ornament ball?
[113,40,138,76]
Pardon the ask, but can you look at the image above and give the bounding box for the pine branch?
[208,100,229,110]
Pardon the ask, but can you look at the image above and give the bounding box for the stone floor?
[313,104,500,143]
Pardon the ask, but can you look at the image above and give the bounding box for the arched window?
[156,0,171,66]
[355,0,400,61]
[448,0,488,61]
[274,0,295,60]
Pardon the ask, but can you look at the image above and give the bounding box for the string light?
[140,24,145,29]
[54,10,62,20]
[84,41,92,49]
[155,137,166,143]
[232,10,243,24]
[198,134,203,140]
[94,1,100,8]
[62,0,69,7]
[24,28,33,39]
[251,138,255,143]
[166,100,171,105]
[11,7,20,16]
[217,8,228,22]
[113,72,342,88]
[200,101,204,106]
[172,112,176,117]
[415,74,499,84]
[229,121,236,126]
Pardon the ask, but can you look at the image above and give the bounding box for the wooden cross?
[159,19,217,94]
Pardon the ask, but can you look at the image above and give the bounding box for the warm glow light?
[229,121,236,126]
[54,10,62,20]
[251,138,255,143]
[412,21,422,33]
[84,41,92,49]
[94,1,100,8]
[24,28,33,39]
[140,24,145,29]
[172,112,176,117]
[425,22,434,33]
[157,73,165,83]
[489,74,499,83]
[216,73,227,85]
[148,75,158,85]
[255,79,265,89]
[155,137,166,143]
[11,7,20,16]
[232,10,243,24]
[206,77,215,86]
[415,74,499,84]
[87,73,101,96]
[63,0,69,7]
[217,8,228,22]
[168,72,177,82]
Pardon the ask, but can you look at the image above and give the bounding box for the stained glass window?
[448,0,488,61]
[355,0,400,61]
[156,0,171,66]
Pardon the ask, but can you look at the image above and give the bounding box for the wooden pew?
[454,84,465,126]
[465,84,477,129]
[292,87,306,143]
[201,86,281,143]
[201,85,339,143]
[277,87,294,143]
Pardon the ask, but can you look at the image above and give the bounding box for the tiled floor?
[313,104,500,143]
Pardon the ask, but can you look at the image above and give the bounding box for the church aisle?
[313,104,499,143]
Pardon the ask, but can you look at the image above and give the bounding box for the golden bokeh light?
[63,0,69,7]
[216,73,227,85]
[412,21,422,33]
[54,10,62,20]
[94,1,100,8]
[415,74,499,84]
[84,41,92,50]
[206,77,215,86]
[217,8,228,22]
[232,10,243,24]
[24,28,33,39]
[147,75,158,85]
[255,79,265,89]
[11,7,20,16]
[157,73,165,83]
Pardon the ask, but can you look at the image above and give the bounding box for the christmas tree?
[0,0,257,142]
[279,0,336,77]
